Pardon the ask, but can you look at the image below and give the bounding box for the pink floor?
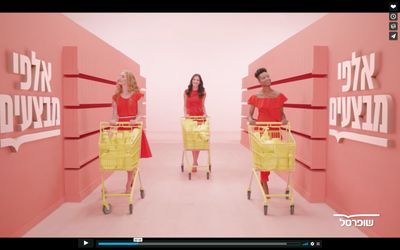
[24,142,365,237]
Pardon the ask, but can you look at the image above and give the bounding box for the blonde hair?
[115,71,139,95]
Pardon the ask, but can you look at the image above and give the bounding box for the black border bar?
[1,237,399,249]
[0,0,395,12]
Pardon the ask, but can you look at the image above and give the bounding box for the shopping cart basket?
[247,122,296,215]
[98,121,145,214]
[180,116,211,180]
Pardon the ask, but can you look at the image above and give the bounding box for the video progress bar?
[97,242,303,247]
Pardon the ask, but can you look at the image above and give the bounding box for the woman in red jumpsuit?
[112,71,152,193]
[247,67,288,195]
[183,73,207,173]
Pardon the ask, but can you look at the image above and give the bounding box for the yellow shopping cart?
[180,116,211,180]
[247,122,296,215]
[98,121,145,215]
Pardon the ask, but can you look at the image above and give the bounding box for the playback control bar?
[79,238,322,248]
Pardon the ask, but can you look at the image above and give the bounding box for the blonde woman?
[112,71,152,193]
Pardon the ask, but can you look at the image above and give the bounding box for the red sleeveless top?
[112,92,144,122]
[185,90,205,116]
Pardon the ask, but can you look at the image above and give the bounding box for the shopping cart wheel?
[188,173,191,180]
[285,189,290,200]
[247,190,251,200]
[264,205,268,215]
[103,204,112,215]
[209,164,212,172]
[140,189,145,199]
[181,164,184,172]
[206,172,210,180]
[129,204,133,214]
[290,205,295,215]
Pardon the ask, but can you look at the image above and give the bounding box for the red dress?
[186,90,205,116]
[185,90,205,123]
[248,93,287,182]
[112,92,152,158]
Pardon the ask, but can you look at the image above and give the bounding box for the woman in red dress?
[183,73,207,173]
[111,71,152,193]
[247,67,288,195]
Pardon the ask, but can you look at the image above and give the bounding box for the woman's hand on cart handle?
[281,118,288,125]
[129,117,141,125]
[110,119,117,125]
[248,117,256,125]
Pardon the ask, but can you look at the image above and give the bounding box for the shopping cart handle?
[182,115,209,119]
[100,121,143,130]
[247,121,291,131]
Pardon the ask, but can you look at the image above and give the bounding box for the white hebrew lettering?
[351,96,362,129]
[32,96,43,129]
[14,95,20,116]
[331,51,392,147]
[31,51,41,92]
[51,97,60,126]
[40,61,52,92]
[12,52,19,74]
[0,95,13,133]
[18,95,33,131]
[329,98,337,126]
[43,97,52,127]
[365,220,374,227]
[373,95,391,133]
[360,53,377,90]
[341,97,352,128]
[341,60,352,92]
[19,54,31,90]
[0,51,60,151]
[361,95,374,131]
[351,52,361,91]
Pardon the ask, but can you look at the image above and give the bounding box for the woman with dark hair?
[247,67,288,195]
[183,73,207,172]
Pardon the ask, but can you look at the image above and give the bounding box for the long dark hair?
[185,74,205,97]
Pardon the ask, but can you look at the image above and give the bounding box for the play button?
[79,239,93,248]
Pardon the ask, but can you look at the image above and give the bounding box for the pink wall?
[0,14,146,236]
[242,13,400,236]
[64,13,324,143]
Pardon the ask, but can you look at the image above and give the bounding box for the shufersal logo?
[0,51,61,152]
[333,213,380,227]
[329,52,393,147]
